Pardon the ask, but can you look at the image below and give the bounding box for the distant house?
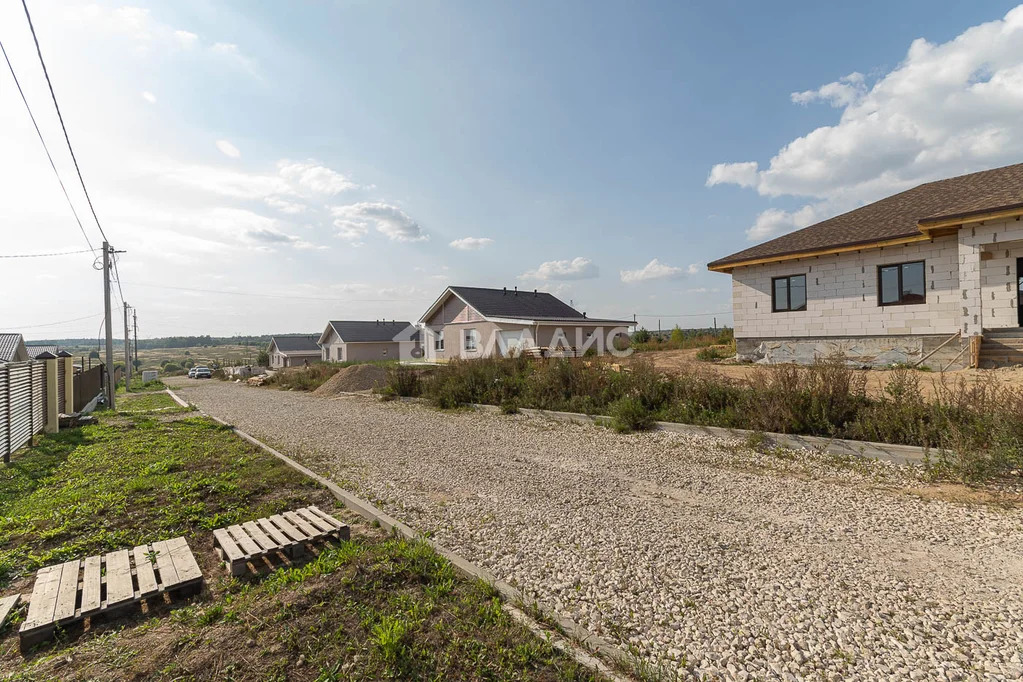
[418,286,632,361]
[26,345,59,360]
[266,336,321,369]
[707,162,1023,369]
[317,321,415,363]
[0,333,29,364]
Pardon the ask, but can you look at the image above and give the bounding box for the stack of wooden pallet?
[18,537,202,649]
[213,505,349,577]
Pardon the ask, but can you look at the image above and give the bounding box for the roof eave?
[917,204,1023,231]
[707,233,934,272]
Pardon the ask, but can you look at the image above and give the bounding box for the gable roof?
[26,345,58,359]
[319,321,414,345]
[269,336,321,354]
[708,162,1023,271]
[419,286,632,325]
[0,334,28,363]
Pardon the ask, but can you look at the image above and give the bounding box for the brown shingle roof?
[708,163,1023,270]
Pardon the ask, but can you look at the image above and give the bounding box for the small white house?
[317,321,416,363]
[266,336,321,369]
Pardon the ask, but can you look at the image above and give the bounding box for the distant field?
[60,344,264,373]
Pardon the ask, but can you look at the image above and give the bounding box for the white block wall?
[731,236,961,338]
[960,218,1023,331]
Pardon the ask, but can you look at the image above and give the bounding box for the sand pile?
[314,364,389,395]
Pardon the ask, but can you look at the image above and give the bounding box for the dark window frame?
[771,274,807,312]
[877,260,926,306]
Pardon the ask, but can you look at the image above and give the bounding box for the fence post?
[39,353,59,434]
[59,351,74,414]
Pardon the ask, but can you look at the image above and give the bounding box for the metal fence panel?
[56,357,67,414]
[33,362,46,431]
[1,360,50,462]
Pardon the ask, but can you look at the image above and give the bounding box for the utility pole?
[133,309,138,379]
[123,302,132,390]
[103,241,115,410]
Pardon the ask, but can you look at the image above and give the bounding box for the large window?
[435,330,444,351]
[772,274,807,312]
[878,261,925,306]
[464,329,478,351]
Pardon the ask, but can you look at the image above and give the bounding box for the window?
[435,330,444,351]
[878,261,925,306]
[772,275,807,312]
[464,328,478,351]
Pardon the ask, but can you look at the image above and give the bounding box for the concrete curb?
[166,386,634,681]
[328,390,931,466]
[165,389,190,408]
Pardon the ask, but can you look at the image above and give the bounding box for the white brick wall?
[731,237,961,338]
[959,218,1023,331]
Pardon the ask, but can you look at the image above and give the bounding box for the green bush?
[609,397,654,433]
[499,399,520,415]
[387,364,422,397]
[163,362,182,373]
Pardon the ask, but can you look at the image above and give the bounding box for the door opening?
[1017,257,1023,327]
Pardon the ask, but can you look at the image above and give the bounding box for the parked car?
[188,367,198,378]
[193,366,212,379]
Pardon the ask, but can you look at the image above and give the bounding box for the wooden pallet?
[0,594,19,629]
[213,506,350,577]
[19,537,202,649]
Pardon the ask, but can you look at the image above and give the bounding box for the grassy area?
[116,391,191,414]
[0,396,602,680]
[387,356,1023,482]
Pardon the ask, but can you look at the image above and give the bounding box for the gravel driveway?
[170,379,1023,681]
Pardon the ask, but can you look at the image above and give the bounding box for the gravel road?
[170,378,1023,681]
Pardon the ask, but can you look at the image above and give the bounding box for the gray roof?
[26,345,58,359]
[0,333,26,363]
[450,286,584,319]
[269,336,321,353]
[326,321,414,343]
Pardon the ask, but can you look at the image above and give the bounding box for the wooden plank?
[213,528,244,562]
[52,560,80,622]
[241,521,277,551]
[105,550,134,606]
[151,540,179,588]
[307,505,344,529]
[22,564,61,631]
[256,518,293,548]
[80,555,101,614]
[226,524,262,558]
[132,545,159,597]
[282,510,320,539]
[165,537,202,585]
[296,507,335,534]
[0,594,20,628]
[268,514,307,542]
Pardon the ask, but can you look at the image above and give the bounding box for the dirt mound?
[313,364,389,394]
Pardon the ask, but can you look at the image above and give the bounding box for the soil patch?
[314,364,389,394]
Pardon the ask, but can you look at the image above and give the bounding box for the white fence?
[0,360,48,463]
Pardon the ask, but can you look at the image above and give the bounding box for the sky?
[1,0,1022,339]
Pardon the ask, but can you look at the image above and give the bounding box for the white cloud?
[706,161,758,188]
[263,196,306,214]
[278,160,356,195]
[216,139,241,158]
[687,263,700,275]
[449,237,493,250]
[620,258,686,283]
[330,202,427,243]
[708,6,1023,241]
[521,257,598,281]
[173,30,199,48]
[141,91,156,104]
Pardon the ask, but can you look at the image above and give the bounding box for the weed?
[609,397,654,433]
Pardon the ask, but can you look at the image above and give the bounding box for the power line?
[0,37,95,253]
[0,248,94,259]
[0,312,103,331]
[121,281,414,303]
[21,0,108,244]
[111,252,126,307]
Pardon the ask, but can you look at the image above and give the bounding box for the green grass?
[116,391,189,413]
[0,412,602,681]
[0,415,318,588]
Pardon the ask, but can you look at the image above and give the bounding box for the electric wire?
[0,36,95,253]
[0,312,103,331]
[0,248,94,259]
[21,0,108,244]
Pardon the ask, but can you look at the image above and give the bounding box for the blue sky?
[1,0,1021,338]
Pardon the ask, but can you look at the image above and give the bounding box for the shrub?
[163,362,182,373]
[499,399,519,415]
[609,397,654,433]
[633,328,651,344]
[263,363,342,391]
[387,364,422,397]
